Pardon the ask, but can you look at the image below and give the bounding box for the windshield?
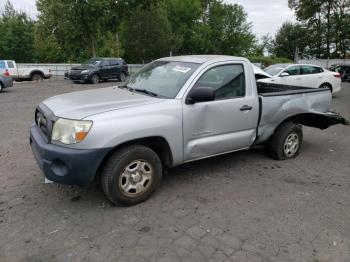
[83,59,101,66]
[126,61,200,98]
[264,64,289,76]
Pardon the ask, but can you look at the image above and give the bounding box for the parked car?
[0,60,52,81]
[30,55,349,206]
[328,64,350,82]
[0,74,13,92]
[67,57,129,84]
[260,64,342,93]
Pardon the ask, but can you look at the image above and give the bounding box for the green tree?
[272,22,309,60]
[121,5,176,63]
[208,1,256,56]
[288,0,350,58]
[0,1,35,62]
[36,0,110,61]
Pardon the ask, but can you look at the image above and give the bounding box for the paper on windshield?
[173,66,192,73]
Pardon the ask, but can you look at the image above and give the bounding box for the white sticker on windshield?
[173,66,192,73]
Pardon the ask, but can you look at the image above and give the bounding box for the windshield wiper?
[134,88,159,97]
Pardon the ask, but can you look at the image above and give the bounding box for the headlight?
[81,70,89,74]
[52,118,93,145]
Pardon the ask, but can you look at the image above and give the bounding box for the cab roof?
[158,55,249,64]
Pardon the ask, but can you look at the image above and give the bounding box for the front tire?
[91,74,100,84]
[0,82,3,93]
[101,145,162,206]
[268,122,303,160]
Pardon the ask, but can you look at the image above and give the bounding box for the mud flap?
[294,112,350,130]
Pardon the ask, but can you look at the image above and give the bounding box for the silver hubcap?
[119,160,153,197]
[284,133,299,157]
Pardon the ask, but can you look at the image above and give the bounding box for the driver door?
[182,63,259,162]
[99,60,110,78]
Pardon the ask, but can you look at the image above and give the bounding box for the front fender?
[78,100,184,165]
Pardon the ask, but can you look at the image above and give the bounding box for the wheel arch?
[320,82,333,93]
[274,112,347,134]
[30,70,44,78]
[95,136,174,180]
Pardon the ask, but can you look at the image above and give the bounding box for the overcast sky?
[1,0,296,38]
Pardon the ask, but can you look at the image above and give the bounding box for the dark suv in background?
[329,64,350,82]
[67,58,129,84]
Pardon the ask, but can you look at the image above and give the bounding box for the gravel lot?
[0,80,349,262]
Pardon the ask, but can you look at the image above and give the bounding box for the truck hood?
[42,87,163,119]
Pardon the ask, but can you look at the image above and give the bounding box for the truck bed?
[255,81,334,144]
[257,82,330,97]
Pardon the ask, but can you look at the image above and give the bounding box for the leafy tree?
[36,0,110,60]
[165,0,202,54]
[288,0,350,58]
[121,4,176,63]
[272,22,309,60]
[0,1,35,62]
[208,1,256,56]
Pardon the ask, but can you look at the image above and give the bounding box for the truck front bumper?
[30,124,110,187]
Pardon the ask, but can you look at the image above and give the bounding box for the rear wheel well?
[274,113,336,134]
[30,70,44,78]
[320,82,333,93]
[95,137,173,181]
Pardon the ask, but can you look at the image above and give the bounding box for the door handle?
[240,105,253,111]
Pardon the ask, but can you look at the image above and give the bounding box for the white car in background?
[259,64,342,94]
[0,60,52,81]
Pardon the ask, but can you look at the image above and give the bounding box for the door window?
[301,65,323,74]
[100,60,109,67]
[7,61,14,68]
[283,66,300,76]
[109,59,120,66]
[194,64,246,100]
[0,61,5,69]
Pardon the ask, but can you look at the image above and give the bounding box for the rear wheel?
[319,83,332,93]
[91,74,100,84]
[101,145,162,206]
[0,82,3,92]
[31,73,43,81]
[268,122,303,160]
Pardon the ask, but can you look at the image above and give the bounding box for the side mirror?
[280,72,290,77]
[186,86,215,104]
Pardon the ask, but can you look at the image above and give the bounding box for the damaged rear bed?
[255,82,349,144]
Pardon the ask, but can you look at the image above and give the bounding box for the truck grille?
[35,108,51,140]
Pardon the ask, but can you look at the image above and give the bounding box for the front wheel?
[90,74,100,84]
[101,145,162,206]
[0,83,3,93]
[267,122,303,160]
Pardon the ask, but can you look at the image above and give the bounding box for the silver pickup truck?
[30,55,348,206]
